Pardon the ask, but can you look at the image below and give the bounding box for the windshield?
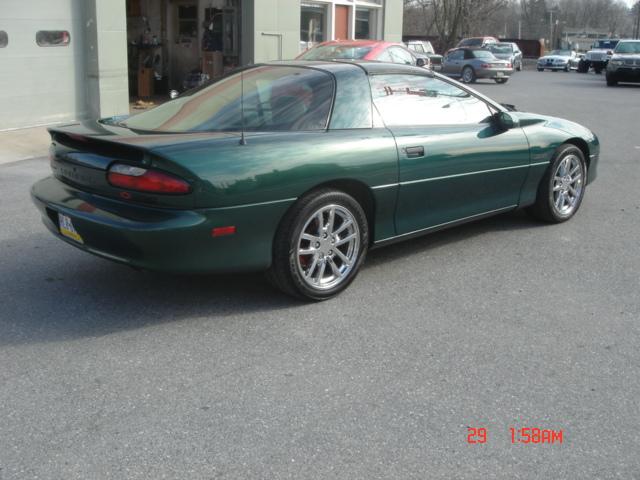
[595,40,618,49]
[490,44,513,54]
[550,50,571,56]
[122,66,334,133]
[472,50,495,59]
[615,42,640,54]
[298,44,373,60]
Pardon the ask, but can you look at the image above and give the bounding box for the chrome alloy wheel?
[296,204,360,290]
[552,154,584,216]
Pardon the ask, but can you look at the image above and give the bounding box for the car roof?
[450,46,490,52]
[266,60,432,76]
[313,39,400,48]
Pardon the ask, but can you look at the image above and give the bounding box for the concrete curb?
[0,126,51,166]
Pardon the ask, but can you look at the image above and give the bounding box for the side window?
[0,31,7,48]
[376,49,393,62]
[389,47,414,65]
[413,44,425,53]
[36,30,70,47]
[446,50,463,61]
[370,74,493,127]
[464,49,474,60]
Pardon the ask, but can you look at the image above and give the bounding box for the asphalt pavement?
[1,70,639,479]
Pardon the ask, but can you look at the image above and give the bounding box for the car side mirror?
[416,57,426,67]
[496,111,519,129]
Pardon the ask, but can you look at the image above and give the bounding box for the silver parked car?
[441,47,513,84]
[537,50,578,72]
[488,42,523,71]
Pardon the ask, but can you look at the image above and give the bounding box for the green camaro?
[31,61,599,300]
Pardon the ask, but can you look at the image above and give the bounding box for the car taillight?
[481,63,490,68]
[107,163,191,194]
[507,63,512,68]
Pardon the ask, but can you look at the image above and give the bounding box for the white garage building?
[0,0,403,131]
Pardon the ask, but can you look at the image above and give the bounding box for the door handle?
[404,146,424,158]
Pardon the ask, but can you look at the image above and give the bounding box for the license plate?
[58,213,83,244]
[497,71,504,77]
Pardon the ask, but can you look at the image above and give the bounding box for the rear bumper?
[31,176,294,274]
[476,68,513,79]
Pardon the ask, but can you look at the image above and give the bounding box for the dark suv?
[606,40,640,86]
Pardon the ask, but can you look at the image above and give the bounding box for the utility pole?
[634,1,640,39]
[518,20,522,39]
[549,10,554,49]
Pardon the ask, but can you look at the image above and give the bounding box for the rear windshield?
[490,44,513,54]
[299,45,373,60]
[615,42,640,54]
[550,50,571,56]
[121,66,334,133]
[472,50,495,59]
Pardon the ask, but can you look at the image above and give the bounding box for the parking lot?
[1,70,639,479]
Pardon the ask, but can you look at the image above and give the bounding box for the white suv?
[578,39,620,74]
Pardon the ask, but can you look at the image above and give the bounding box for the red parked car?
[456,36,499,48]
[297,40,428,68]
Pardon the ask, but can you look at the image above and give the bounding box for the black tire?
[516,61,522,71]
[267,189,369,300]
[461,66,476,83]
[537,68,544,72]
[606,74,618,86]
[494,78,508,84]
[564,65,569,72]
[578,59,590,73]
[527,144,587,223]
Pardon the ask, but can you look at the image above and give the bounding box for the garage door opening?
[125,0,242,111]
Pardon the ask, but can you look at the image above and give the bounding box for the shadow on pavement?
[0,210,543,347]
[367,209,540,266]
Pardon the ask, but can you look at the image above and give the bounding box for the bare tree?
[403,0,635,48]
[404,0,509,50]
